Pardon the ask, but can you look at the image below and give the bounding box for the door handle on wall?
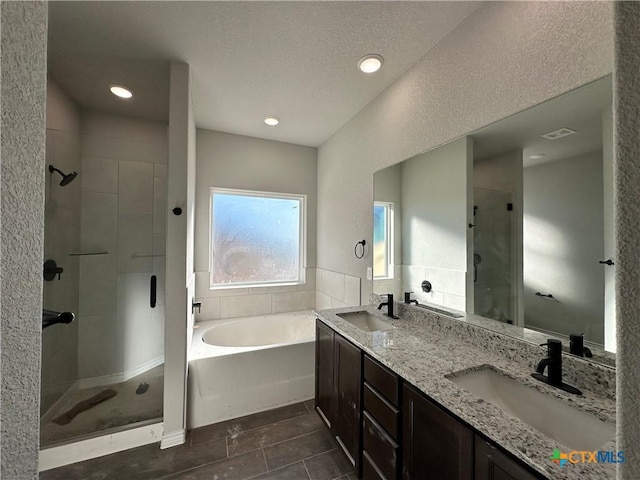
[150,275,157,308]
[192,301,202,314]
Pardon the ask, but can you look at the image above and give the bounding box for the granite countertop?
[314,304,617,480]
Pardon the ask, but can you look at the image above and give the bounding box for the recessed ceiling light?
[109,85,133,99]
[357,54,384,74]
[528,153,546,160]
[264,116,280,126]
[541,128,575,140]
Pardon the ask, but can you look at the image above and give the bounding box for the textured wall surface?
[1,2,48,478]
[317,1,613,301]
[614,2,640,478]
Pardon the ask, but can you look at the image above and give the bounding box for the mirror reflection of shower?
[48,165,78,186]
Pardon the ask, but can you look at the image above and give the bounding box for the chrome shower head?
[48,165,77,186]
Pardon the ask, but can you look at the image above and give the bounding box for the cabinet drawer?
[363,411,399,480]
[364,382,399,440]
[364,355,399,406]
[363,451,387,480]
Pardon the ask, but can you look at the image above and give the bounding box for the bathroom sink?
[337,311,395,332]
[446,365,615,451]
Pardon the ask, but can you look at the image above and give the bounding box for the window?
[210,188,305,288]
[373,202,394,279]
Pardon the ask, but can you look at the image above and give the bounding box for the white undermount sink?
[337,311,395,332]
[447,365,615,451]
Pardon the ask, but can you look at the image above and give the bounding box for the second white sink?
[337,311,395,332]
[447,365,615,451]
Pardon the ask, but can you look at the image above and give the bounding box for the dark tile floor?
[40,401,357,480]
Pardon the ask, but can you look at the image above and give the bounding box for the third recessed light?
[358,54,384,74]
[264,116,280,126]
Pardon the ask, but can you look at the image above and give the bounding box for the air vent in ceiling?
[541,128,576,140]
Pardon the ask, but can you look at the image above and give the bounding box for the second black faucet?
[378,293,400,319]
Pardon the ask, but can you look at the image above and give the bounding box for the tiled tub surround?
[188,311,316,429]
[193,269,317,321]
[315,304,617,479]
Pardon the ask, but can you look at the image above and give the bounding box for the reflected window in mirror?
[373,202,394,279]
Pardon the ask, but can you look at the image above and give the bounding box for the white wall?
[523,151,604,343]
[194,130,317,320]
[317,1,613,304]
[400,137,471,311]
[615,3,640,476]
[77,111,167,384]
[1,2,48,477]
[41,77,81,414]
[163,62,196,448]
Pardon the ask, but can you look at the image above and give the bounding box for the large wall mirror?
[373,76,614,364]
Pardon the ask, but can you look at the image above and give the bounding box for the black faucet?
[531,339,582,395]
[569,333,593,358]
[404,292,419,305]
[377,294,400,319]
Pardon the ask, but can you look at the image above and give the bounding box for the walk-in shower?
[41,78,168,449]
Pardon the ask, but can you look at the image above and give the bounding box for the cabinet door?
[475,436,542,480]
[335,333,362,468]
[402,384,473,480]
[315,320,336,430]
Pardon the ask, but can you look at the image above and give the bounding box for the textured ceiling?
[48,1,482,146]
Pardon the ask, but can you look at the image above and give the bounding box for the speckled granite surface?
[314,304,617,480]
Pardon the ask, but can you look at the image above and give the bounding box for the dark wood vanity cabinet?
[362,355,401,480]
[475,436,541,480]
[402,383,474,480]
[315,320,336,428]
[315,319,362,470]
[315,321,546,480]
[334,333,363,467]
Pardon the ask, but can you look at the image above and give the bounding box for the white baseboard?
[78,356,164,389]
[39,422,163,471]
[160,429,186,449]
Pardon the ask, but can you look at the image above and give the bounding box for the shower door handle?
[150,275,157,308]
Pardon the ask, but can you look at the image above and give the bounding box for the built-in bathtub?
[187,310,316,429]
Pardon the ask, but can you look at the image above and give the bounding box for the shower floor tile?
[40,401,355,480]
[40,365,164,447]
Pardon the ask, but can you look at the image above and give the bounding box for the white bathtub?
[187,310,316,429]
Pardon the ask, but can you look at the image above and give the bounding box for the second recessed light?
[358,54,384,74]
[264,116,280,126]
[109,85,133,99]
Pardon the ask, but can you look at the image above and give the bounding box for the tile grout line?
[262,447,269,471]
[302,458,313,480]
[192,406,317,447]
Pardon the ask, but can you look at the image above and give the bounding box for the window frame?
[209,187,307,290]
[373,201,394,280]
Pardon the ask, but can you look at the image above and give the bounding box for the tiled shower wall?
[78,112,167,384]
[41,78,81,414]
